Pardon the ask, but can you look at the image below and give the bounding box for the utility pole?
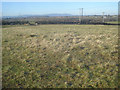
[102,12,105,23]
[79,8,81,23]
[81,8,83,23]
[108,14,110,22]
[79,8,83,24]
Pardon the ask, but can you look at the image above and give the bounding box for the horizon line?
[2,14,118,17]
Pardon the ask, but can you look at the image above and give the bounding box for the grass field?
[106,21,119,24]
[2,25,118,88]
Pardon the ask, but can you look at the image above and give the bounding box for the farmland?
[2,25,118,88]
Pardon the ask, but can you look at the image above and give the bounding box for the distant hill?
[2,14,73,19]
[44,14,73,16]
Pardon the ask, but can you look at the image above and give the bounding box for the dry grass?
[2,25,118,88]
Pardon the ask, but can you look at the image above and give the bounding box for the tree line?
[2,16,118,25]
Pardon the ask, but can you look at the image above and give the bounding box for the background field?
[2,25,118,88]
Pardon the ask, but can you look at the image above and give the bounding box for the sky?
[2,2,118,16]
[1,0,120,2]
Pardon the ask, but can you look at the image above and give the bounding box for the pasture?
[2,25,118,88]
